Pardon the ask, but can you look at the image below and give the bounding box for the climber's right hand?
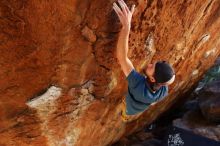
[113,0,135,32]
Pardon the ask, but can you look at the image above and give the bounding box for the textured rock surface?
[0,0,220,145]
[173,110,220,142]
[199,80,220,122]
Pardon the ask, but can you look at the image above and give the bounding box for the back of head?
[154,61,175,84]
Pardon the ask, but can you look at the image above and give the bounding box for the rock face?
[173,79,220,142]
[0,0,220,146]
[199,80,220,122]
[173,110,220,142]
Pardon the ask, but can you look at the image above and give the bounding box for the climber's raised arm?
[113,0,135,77]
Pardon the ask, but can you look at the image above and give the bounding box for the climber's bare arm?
[116,28,134,76]
[113,0,135,77]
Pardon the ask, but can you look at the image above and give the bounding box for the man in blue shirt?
[113,0,175,122]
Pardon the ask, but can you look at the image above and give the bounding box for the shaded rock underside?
[0,0,220,145]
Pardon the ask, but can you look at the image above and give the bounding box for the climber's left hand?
[113,0,135,32]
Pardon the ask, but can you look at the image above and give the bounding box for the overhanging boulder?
[0,0,220,145]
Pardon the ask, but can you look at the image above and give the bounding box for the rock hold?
[0,0,220,145]
[81,26,97,43]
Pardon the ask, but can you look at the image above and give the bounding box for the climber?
[113,0,175,122]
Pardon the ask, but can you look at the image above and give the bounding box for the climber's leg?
[121,97,143,123]
[121,98,129,122]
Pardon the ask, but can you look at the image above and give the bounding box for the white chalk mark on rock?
[195,34,210,50]
[192,70,199,76]
[144,33,155,53]
[26,86,62,108]
[204,48,216,58]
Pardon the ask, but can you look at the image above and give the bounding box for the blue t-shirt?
[125,69,168,115]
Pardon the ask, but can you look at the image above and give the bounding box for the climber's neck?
[145,77,160,93]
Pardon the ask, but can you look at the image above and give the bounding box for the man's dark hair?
[154,61,175,83]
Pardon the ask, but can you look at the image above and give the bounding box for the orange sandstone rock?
[0,0,220,146]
